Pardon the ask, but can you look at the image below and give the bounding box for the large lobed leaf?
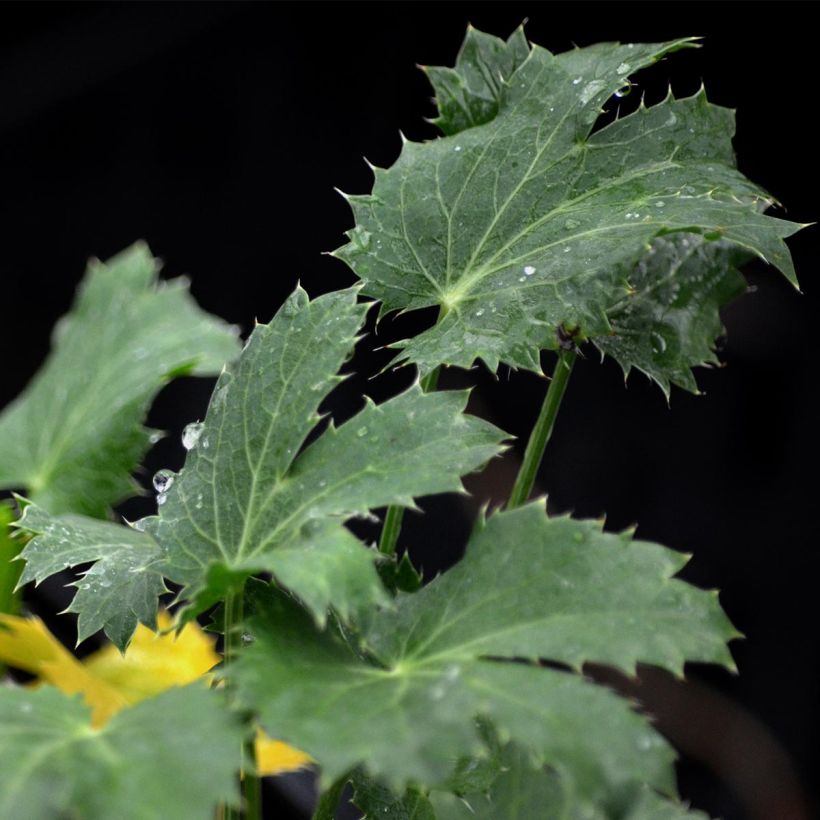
[0,243,241,517]
[335,28,801,388]
[0,683,243,820]
[235,503,738,803]
[142,285,505,622]
[16,286,506,647]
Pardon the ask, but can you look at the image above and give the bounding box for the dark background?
[1,3,817,819]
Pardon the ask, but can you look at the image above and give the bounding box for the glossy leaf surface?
[235,504,737,797]
[336,30,800,385]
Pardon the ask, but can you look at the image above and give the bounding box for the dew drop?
[157,492,168,507]
[616,61,631,75]
[523,265,536,276]
[454,145,462,152]
[474,308,485,317]
[519,275,527,282]
[148,431,163,445]
[182,422,204,451]
[241,632,255,645]
[563,246,571,253]
[655,200,665,208]
[614,81,632,98]
[651,332,667,354]
[153,470,174,494]
[357,426,368,438]
[572,76,582,85]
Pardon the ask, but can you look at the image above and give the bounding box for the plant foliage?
[0,22,805,820]
[335,29,799,391]
[0,243,241,517]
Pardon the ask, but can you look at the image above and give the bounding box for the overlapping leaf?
[594,234,747,396]
[429,745,708,820]
[235,503,737,798]
[0,243,241,517]
[141,286,505,621]
[15,502,165,650]
[0,684,243,820]
[336,29,801,386]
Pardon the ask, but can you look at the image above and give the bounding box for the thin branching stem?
[223,583,260,820]
[507,349,576,509]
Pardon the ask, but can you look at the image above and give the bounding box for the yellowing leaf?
[0,611,311,775]
[255,730,313,775]
[0,613,127,724]
[83,610,218,702]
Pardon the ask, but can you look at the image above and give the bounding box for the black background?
[1,3,817,819]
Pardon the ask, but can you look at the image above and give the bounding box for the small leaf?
[431,744,710,819]
[351,774,436,819]
[0,684,243,820]
[430,745,591,820]
[236,504,738,797]
[336,30,801,385]
[0,243,241,517]
[145,286,505,622]
[15,502,165,651]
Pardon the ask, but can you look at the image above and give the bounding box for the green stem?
[0,502,23,616]
[507,349,576,510]
[223,584,260,820]
[377,367,441,557]
[311,772,350,820]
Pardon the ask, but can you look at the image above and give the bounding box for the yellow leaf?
[255,730,313,776]
[0,610,313,774]
[0,613,127,725]
[83,611,219,702]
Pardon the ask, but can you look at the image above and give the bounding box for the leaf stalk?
[223,584,261,820]
[507,349,576,509]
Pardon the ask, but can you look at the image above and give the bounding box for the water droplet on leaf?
[182,422,204,450]
[614,81,632,98]
[153,470,174,494]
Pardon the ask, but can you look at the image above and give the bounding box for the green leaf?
[594,234,747,396]
[0,242,241,517]
[424,25,530,135]
[369,505,737,676]
[431,745,709,820]
[352,774,436,820]
[15,501,165,651]
[430,745,596,820]
[378,550,424,594]
[335,30,800,384]
[622,789,710,820]
[0,684,243,820]
[236,504,737,796]
[144,286,505,622]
